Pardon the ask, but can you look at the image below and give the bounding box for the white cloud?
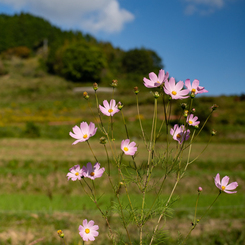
[183,0,234,15]
[0,0,134,33]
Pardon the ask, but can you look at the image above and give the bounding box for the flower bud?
[100,137,107,144]
[111,80,118,87]
[117,102,123,110]
[153,91,160,99]
[192,108,196,112]
[181,103,188,110]
[194,124,199,129]
[83,91,89,100]
[211,129,217,136]
[211,104,219,111]
[183,110,188,118]
[198,187,203,192]
[93,83,98,91]
[190,91,196,98]
[134,87,139,94]
[57,230,64,238]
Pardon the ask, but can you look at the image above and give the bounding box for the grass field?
[0,138,244,244]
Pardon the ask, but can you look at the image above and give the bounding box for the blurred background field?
[0,13,245,245]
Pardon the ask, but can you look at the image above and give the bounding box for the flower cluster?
[67,162,105,181]
[170,124,190,144]
[144,70,208,100]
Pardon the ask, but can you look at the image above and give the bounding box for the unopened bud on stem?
[57,230,64,238]
[134,87,139,94]
[83,91,89,100]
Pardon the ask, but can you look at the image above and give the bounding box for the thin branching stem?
[181,191,222,245]
[86,140,98,162]
[136,93,147,147]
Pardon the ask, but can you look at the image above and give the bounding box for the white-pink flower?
[79,219,99,242]
[164,77,189,99]
[67,165,84,181]
[69,122,97,145]
[99,99,120,116]
[170,124,190,144]
[82,162,105,180]
[185,79,208,95]
[121,139,137,156]
[143,69,169,88]
[214,173,238,194]
[186,114,200,126]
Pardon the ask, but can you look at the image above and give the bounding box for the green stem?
[121,110,129,139]
[136,93,147,147]
[86,141,98,162]
[104,144,111,176]
[78,180,115,241]
[150,175,180,245]
[181,191,222,245]
[140,98,158,245]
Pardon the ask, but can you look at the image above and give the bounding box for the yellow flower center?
[156,80,160,84]
[176,134,181,139]
[189,120,193,124]
[172,91,177,95]
[221,186,226,191]
[90,172,95,176]
[83,134,88,139]
[108,109,113,113]
[85,228,90,234]
[75,172,79,176]
[124,147,129,152]
[191,88,196,93]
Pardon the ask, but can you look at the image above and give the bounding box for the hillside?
[0,56,245,142]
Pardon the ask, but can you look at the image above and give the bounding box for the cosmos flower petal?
[185,79,191,90]
[149,72,158,82]
[99,105,110,116]
[221,176,230,187]
[225,182,238,191]
[192,79,200,89]
[175,81,184,91]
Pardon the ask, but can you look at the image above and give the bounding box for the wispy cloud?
[183,0,234,15]
[0,0,134,33]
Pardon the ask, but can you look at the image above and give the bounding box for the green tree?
[53,41,107,82]
[121,48,163,76]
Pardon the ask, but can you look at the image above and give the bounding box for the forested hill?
[0,12,92,53]
[0,13,163,83]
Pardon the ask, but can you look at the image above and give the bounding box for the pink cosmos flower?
[79,219,99,242]
[164,77,189,99]
[185,79,208,95]
[99,99,120,116]
[214,173,238,194]
[121,139,137,156]
[67,164,84,181]
[82,162,105,180]
[143,69,169,88]
[170,124,190,144]
[186,114,200,126]
[69,122,97,145]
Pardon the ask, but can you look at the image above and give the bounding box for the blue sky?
[0,0,245,96]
